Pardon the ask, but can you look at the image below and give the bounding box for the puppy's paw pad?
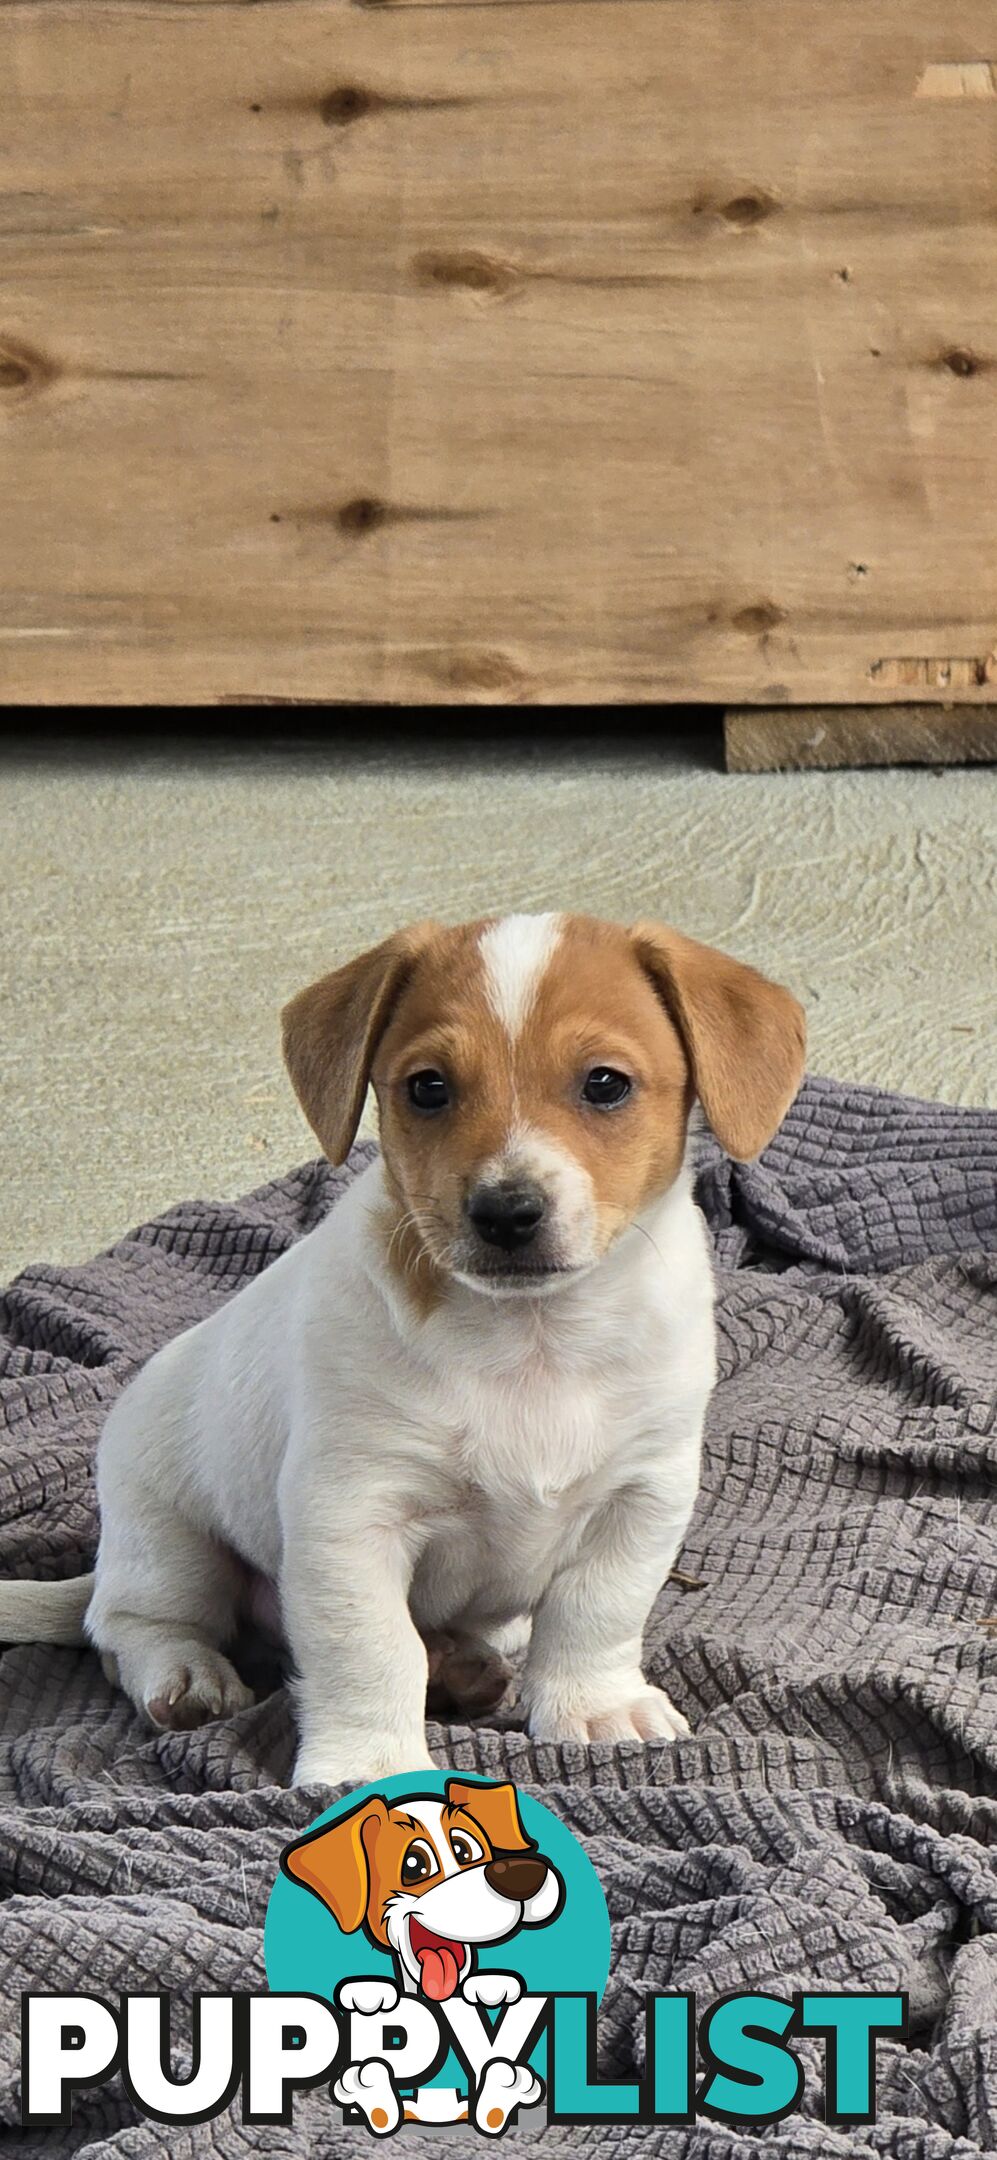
[335,2060,400,2134]
[474,2059,542,2133]
[338,1979,400,2015]
[462,1972,522,2007]
[145,1653,253,1731]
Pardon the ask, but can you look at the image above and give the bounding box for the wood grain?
[1,0,995,705]
[724,706,997,770]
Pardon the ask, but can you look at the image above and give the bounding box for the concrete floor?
[0,721,993,1284]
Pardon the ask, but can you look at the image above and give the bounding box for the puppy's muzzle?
[483,1853,548,1901]
[467,1181,547,1254]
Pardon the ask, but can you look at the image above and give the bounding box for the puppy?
[0,913,805,1786]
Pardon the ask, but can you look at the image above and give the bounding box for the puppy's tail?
[0,1572,93,1645]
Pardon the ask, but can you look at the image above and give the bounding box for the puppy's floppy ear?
[282,922,440,1164]
[631,921,806,1162]
[280,1797,389,1932]
[445,1778,535,1855]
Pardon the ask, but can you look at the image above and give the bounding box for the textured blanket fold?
[1,1075,995,2157]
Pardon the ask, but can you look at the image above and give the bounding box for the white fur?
[478,913,562,1039]
[0,1075,715,1789]
[47,1143,714,1783]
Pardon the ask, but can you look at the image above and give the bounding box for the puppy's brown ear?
[445,1778,535,1855]
[631,922,806,1162]
[281,1797,389,1932]
[282,923,439,1164]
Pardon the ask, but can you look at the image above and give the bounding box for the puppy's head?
[282,1778,561,2000]
[282,912,805,1298]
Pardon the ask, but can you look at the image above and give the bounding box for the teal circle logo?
[265,1771,610,2123]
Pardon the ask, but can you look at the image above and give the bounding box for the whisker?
[601,1202,670,1274]
[385,1208,424,1265]
[628,1219,669,1270]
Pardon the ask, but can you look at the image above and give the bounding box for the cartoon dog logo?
[282,1776,563,2000]
[281,1777,563,2133]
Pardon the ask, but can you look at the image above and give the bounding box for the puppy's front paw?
[526,1681,690,1745]
[334,2060,401,2135]
[293,1735,434,1788]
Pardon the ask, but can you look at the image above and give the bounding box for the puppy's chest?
[408,1357,653,1625]
[447,1352,637,1502]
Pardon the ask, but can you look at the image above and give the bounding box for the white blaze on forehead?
[478,913,563,1039]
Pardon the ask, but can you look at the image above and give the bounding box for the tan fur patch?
[371,915,692,1268]
[283,911,805,1285]
[515,916,692,1235]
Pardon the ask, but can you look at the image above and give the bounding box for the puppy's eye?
[582,1067,632,1108]
[449,1831,484,1867]
[407,1070,450,1113]
[401,1839,436,1884]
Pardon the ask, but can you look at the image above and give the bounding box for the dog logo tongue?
[410,1920,463,2002]
[417,1943,461,2000]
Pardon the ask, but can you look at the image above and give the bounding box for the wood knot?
[321,83,374,126]
[721,191,777,228]
[337,495,388,535]
[733,600,785,635]
[439,649,525,693]
[939,345,983,377]
[414,250,521,298]
[0,336,55,396]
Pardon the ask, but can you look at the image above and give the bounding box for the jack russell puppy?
[0,913,805,1787]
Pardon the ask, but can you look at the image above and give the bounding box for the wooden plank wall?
[1,0,995,706]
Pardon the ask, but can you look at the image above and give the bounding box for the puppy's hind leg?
[87,1507,254,1733]
[424,1631,512,1718]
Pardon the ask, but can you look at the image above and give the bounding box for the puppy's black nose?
[484,1854,548,1902]
[467,1182,546,1252]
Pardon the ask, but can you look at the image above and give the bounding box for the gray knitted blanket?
[1,1075,995,2158]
